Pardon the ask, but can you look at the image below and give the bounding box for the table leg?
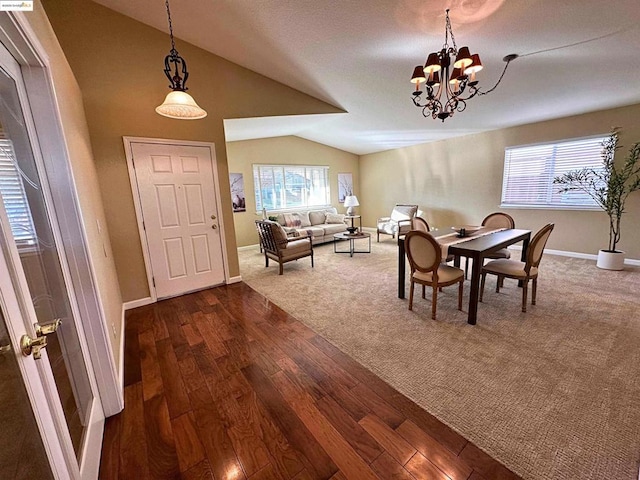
[467,254,482,325]
[518,234,531,287]
[398,239,405,299]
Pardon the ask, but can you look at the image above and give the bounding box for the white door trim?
[123,136,231,303]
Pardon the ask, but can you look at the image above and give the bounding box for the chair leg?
[457,279,463,311]
[422,284,425,299]
[532,277,537,305]
[408,281,415,310]
[279,262,284,275]
[465,257,469,280]
[480,272,486,302]
[377,231,380,242]
[521,279,529,312]
[311,252,314,268]
[499,277,505,288]
[431,285,437,320]
[265,254,269,267]
[495,276,501,293]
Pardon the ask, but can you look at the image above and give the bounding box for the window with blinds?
[501,135,607,209]
[0,138,37,249]
[253,164,330,211]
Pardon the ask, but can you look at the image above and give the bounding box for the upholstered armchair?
[377,204,418,242]
[255,220,314,275]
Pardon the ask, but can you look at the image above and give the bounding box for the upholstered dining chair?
[377,204,418,242]
[479,223,554,312]
[465,211,516,278]
[404,230,464,319]
[255,220,314,275]
[412,217,454,263]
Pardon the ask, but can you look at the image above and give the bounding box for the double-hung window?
[0,137,37,250]
[253,164,330,211]
[501,135,607,209]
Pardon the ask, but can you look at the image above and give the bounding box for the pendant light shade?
[156,90,207,119]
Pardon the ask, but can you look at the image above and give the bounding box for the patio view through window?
[501,135,608,209]
[253,164,330,211]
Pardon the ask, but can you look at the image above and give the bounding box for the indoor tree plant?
[553,129,640,270]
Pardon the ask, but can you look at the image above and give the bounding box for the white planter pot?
[596,249,625,270]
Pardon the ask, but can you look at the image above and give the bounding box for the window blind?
[501,135,607,209]
[0,138,37,248]
[253,164,330,211]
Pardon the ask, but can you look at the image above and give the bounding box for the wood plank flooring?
[100,282,522,480]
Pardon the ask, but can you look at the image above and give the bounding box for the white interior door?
[131,142,226,298]
[0,40,103,479]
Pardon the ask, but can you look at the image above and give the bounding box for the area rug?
[238,240,640,480]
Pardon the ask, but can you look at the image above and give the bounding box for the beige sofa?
[275,207,348,245]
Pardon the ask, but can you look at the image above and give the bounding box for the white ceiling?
[94,0,640,155]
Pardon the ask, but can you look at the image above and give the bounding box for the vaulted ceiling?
[93,0,640,154]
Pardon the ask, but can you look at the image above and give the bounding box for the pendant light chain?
[165,0,177,55]
[443,9,458,53]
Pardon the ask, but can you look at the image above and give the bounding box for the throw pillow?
[283,213,302,228]
[308,210,326,225]
[325,213,346,224]
[298,211,311,227]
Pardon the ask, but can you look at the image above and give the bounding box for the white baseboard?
[509,245,640,266]
[123,296,154,310]
[228,275,242,284]
[118,304,125,410]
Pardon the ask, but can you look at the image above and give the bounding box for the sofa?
[275,207,348,245]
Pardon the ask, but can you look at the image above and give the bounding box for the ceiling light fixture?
[410,9,517,122]
[155,0,207,120]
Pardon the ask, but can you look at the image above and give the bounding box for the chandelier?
[156,0,207,120]
[410,9,516,121]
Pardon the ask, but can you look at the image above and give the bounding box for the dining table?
[397,228,532,325]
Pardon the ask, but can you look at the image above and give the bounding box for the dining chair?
[404,230,464,319]
[412,217,454,264]
[465,211,516,278]
[479,223,554,312]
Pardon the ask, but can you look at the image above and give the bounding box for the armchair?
[255,220,314,275]
[377,204,418,242]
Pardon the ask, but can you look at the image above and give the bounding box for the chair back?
[526,223,554,270]
[405,231,440,274]
[255,220,286,253]
[411,217,430,233]
[482,212,515,229]
[390,204,418,222]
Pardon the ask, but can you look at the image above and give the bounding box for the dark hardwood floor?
[99,282,521,480]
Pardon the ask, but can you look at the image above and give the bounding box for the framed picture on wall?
[338,172,353,203]
[229,173,246,212]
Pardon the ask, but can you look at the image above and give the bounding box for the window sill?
[500,203,602,211]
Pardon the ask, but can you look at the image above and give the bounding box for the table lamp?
[344,195,359,216]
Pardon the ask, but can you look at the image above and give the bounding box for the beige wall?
[42,0,342,302]
[360,103,640,260]
[227,136,360,247]
[25,3,124,360]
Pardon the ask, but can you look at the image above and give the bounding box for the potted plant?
[553,129,640,270]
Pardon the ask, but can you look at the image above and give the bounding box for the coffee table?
[333,232,371,257]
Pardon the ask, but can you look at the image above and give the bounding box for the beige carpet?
[238,239,640,480]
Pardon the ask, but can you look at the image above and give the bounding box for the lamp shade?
[156,90,207,119]
[343,195,359,208]
[453,46,472,69]
[410,66,426,84]
[423,52,441,74]
[464,54,483,74]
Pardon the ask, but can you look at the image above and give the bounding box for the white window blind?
[501,135,607,209]
[0,138,37,249]
[253,164,330,211]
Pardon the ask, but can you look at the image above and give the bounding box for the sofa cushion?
[282,213,302,228]
[309,210,326,225]
[322,223,348,235]
[325,213,346,224]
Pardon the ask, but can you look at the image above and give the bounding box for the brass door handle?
[211,224,218,229]
[211,214,216,220]
[21,320,62,359]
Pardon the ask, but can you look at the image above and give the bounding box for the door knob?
[21,320,62,359]
[211,224,218,229]
[211,214,216,220]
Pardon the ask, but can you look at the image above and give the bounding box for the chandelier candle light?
[410,9,517,121]
[156,0,207,120]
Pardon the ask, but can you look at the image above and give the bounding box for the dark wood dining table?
[398,228,531,325]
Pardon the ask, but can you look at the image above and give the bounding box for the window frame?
[253,164,331,213]
[500,134,608,211]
